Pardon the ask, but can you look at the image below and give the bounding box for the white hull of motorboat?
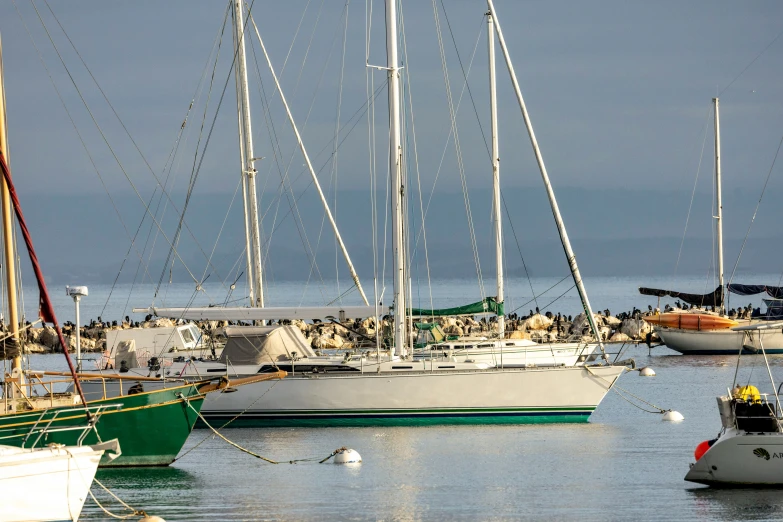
[685,428,783,486]
[0,443,106,522]
[657,325,783,355]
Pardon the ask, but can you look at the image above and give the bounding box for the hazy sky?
[0,1,782,286]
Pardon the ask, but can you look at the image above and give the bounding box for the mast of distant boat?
[0,35,22,394]
[232,0,264,309]
[713,97,725,314]
[386,0,406,357]
[487,8,504,339]
[486,0,607,358]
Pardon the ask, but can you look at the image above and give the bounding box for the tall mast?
[0,36,21,376]
[713,97,724,313]
[487,8,504,339]
[232,0,264,308]
[386,0,406,357]
[232,14,254,307]
[486,0,606,358]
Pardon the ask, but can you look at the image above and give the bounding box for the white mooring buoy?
[333,448,362,464]
[662,410,684,422]
[639,367,656,377]
[138,516,166,522]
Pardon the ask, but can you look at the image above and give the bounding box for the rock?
[523,313,552,331]
[39,326,60,350]
[570,313,604,335]
[603,315,622,328]
[609,332,632,342]
[313,334,345,350]
[28,327,43,344]
[24,342,48,354]
[507,330,531,340]
[619,318,652,340]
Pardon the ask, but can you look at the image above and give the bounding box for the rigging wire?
[13,1,160,308]
[245,16,333,300]
[26,0,223,300]
[431,2,485,300]
[37,0,229,299]
[727,132,783,287]
[719,25,783,97]
[159,4,232,301]
[329,0,351,305]
[673,105,712,282]
[399,3,434,318]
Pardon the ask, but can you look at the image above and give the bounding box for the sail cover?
[727,284,783,298]
[638,286,723,307]
[220,325,314,365]
[408,297,503,317]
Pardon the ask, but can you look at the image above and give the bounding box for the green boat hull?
[0,383,204,467]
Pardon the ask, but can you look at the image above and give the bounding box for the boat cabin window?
[181,327,195,344]
[478,344,493,348]
[180,325,201,347]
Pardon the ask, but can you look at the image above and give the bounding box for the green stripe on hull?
[0,384,204,467]
[199,407,595,428]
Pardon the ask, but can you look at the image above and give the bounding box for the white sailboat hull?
[657,326,783,355]
[685,428,783,486]
[197,364,625,426]
[0,444,104,522]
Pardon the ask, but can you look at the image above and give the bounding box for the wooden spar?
[195,370,287,394]
[28,370,287,391]
[27,371,180,383]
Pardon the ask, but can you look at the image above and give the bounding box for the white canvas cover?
[115,339,138,369]
[219,325,314,365]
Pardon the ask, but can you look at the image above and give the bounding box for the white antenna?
[65,286,88,372]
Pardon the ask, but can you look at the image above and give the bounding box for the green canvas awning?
[407,297,503,317]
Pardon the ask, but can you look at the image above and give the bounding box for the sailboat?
[106,0,628,427]
[685,322,783,486]
[0,32,285,467]
[640,98,783,354]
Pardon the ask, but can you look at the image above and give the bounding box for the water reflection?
[688,487,783,521]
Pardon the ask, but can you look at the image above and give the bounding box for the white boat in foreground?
[685,322,783,486]
[0,440,118,522]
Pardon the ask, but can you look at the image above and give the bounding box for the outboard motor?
[147,356,161,372]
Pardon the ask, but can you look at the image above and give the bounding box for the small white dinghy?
[685,322,783,486]
[0,439,119,522]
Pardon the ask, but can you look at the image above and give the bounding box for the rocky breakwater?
[428,308,655,344]
[20,318,180,355]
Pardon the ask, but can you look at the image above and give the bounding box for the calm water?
[20,276,783,520]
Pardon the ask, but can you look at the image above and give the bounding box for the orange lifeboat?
[643,313,738,331]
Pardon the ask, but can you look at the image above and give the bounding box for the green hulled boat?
[0,381,207,467]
